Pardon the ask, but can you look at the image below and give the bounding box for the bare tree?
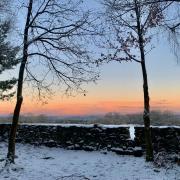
[142,1,180,59]
[99,0,172,161]
[6,0,99,164]
[160,1,180,60]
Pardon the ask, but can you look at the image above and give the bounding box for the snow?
[129,125,135,140]
[1,123,180,129]
[19,123,132,128]
[0,143,179,180]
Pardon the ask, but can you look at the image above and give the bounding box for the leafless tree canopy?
[18,0,99,97]
[160,1,180,60]
[126,0,180,60]
[99,0,175,63]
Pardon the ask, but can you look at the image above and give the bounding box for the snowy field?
[0,143,179,180]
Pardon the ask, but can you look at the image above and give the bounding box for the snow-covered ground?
[0,143,179,180]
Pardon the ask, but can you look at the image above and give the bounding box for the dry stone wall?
[0,124,179,156]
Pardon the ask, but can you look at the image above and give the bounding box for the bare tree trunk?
[141,60,154,161]
[6,0,33,164]
[139,38,153,161]
[134,0,153,161]
[6,97,23,163]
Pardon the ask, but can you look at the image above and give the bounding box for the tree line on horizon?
[1,110,180,126]
[0,0,179,165]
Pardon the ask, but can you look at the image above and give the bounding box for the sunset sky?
[0,1,180,116]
